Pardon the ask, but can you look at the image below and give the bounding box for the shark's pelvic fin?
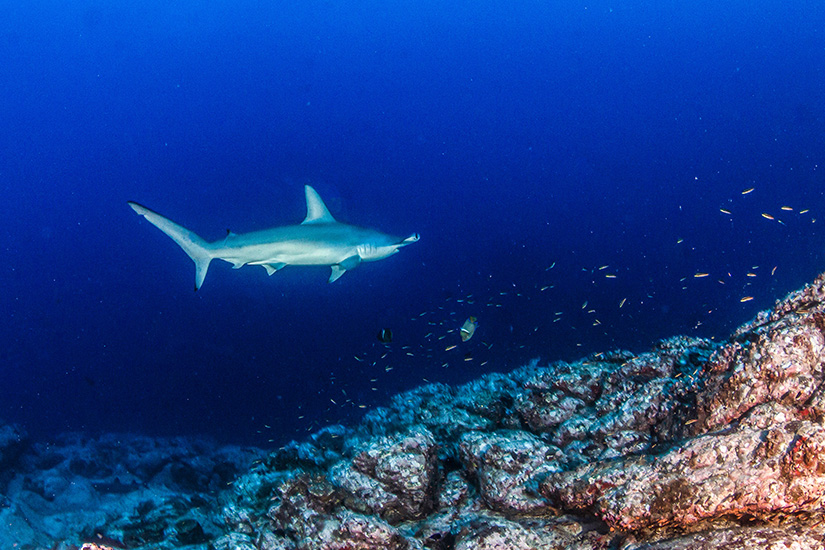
[302,185,336,224]
[128,202,214,291]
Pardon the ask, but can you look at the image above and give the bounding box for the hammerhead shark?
[128,185,420,289]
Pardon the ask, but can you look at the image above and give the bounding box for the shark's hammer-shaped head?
[357,233,420,262]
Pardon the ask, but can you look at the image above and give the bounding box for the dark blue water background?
[2,1,823,445]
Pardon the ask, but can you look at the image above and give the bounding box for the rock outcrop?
[215,273,825,549]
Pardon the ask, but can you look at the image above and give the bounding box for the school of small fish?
[293,184,818,427]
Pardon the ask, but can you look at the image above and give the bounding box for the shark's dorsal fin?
[302,185,336,224]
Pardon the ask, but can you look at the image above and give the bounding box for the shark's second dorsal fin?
[302,185,336,224]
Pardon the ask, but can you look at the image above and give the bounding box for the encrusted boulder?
[330,425,438,523]
[457,430,561,514]
[698,296,825,432]
[540,273,825,539]
[623,525,825,550]
[541,415,825,531]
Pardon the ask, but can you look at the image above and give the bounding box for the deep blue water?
[2,1,823,446]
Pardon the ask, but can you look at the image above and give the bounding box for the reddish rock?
[330,425,438,524]
[457,430,562,514]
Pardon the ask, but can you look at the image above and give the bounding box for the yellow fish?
[460,316,478,342]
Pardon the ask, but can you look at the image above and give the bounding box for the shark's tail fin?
[128,202,214,290]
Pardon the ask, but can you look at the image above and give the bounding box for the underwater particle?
[740,296,754,302]
[445,344,458,351]
[761,213,775,220]
[720,208,732,215]
[460,317,478,342]
[771,266,777,276]
[781,206,793,211]
[377,329,393,343]
[605,274,617,278]
[694,273,710,278]
[598,265,609,270]
[747,273,757,277]
[800,209,810,214]
[619,298,627,308]
[742,187,755,194]
[677,238,684,243]
[464,352,473,361]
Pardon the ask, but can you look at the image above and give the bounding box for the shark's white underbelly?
[217,241,356,267]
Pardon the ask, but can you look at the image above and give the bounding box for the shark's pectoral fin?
[263,263,286,276]
[341,255,362,271]
[328,255,361,283]
[329,266,346,283]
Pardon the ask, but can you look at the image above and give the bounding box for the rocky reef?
[4,272,825,549]
[0,431,262,549]
[216,271,825,550]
